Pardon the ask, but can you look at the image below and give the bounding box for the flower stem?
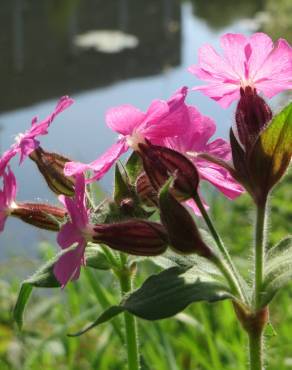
[193,192,247,303]
[118,254,140,370]
[248,331,264,370]
[254,204,266,310]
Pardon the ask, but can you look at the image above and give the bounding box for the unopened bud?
[135,172,158,207]
[119,198,135,214]
[92,220,168,256]
[235,87,272,151]
[11,203,66,231]
[159,179,213,257]
[138,141,199,200]
[30,147,75,196]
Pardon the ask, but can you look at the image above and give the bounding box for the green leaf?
[123,266,232,320]
[125,152,143,184]
[151,250,221,276]
[70,266,232,336]
[13,284,33,330]
[261,236,292,306]
[249,102,292,199]
[68,305,125,337]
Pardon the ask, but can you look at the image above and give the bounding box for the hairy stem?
[193,192,247,303]
[118,254,140,370]
[254,204,266,310]
[249,331,264,370]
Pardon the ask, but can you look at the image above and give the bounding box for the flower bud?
[235,87,272,151]
[135,172,158,207]
[11,203,66,231]
[159,179,213,257]
[30,147,75,196]
[138,141,199,200]
[92,220,168,256]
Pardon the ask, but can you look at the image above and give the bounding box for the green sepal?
[249,102,292,202]
[125,151,143,184]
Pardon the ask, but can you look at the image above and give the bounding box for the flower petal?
[57,222,84,248]
[198,164,243,199]
[64,139,128,182]
[253,39,292,97]
[106,105,145,135]
[53,241,85,287]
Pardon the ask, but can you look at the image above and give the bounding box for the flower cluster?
[1,32,291,287]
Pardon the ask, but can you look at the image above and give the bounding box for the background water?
[0,0,291,257]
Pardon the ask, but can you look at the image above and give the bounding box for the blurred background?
[0,1,291,369]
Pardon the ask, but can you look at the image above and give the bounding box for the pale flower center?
[14,132,25,145]
[186,151,198,159]
[126,131,146,151]
[240,78,254,89]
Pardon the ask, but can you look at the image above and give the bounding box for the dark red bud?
[11,203,66,231]
[135,172,158,207]
[138,141,199,200]
[159,181,213,257]
[235,87,272,151]
[92,220,168,256]
[30,147,75,196]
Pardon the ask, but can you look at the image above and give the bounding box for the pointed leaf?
[68,305,125,337]
[70,266,232,336]
[13,284,33,330]
[122,266,232,320]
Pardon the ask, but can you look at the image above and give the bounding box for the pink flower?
[64,87,190,182]
[54,174,92,287]
[0,96,74,176]
[159,105,244,213]
[0,167,17,231]
[189,33,292,108]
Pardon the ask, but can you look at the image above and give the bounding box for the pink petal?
[29,96,74,137]
[220,33,247,79]
[253,39,292,97]
[141,88,190,139]
[247,33,274,79]
[57,222,84,248]
[138,100,169,136]
[205,138,232,161]
[0,214,8,232]
[0,148,17,176]
[53,241,85,287]
[4,168,17,205]
[64,139,128,182]
[106,105,145,135]
[192,43,239,81]
[198,164,243,199]
[18,138,39,163]
[192,83,240,108]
